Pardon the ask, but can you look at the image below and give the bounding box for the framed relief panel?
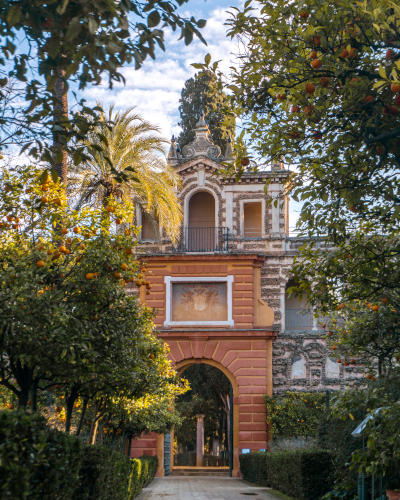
[164,276,234,327]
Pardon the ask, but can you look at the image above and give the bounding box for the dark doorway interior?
[175,364,232,469]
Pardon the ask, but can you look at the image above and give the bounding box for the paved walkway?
[136,477,280,500]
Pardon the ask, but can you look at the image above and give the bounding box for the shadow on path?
[136,477,287,500]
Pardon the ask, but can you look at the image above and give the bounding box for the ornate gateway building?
[128,114,363,476]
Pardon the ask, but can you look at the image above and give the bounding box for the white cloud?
[79,7,237,140]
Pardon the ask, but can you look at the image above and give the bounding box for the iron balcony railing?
[285,309,335,329]
[172,226,229,252]
[286,309,314,328]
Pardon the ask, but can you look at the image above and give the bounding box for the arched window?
[188,191,215,228]
[292,356,306,378]
[325,357,340,378]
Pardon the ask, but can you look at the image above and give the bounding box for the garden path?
[137,477,282,500]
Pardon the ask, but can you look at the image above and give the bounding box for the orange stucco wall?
[130,254,275,477]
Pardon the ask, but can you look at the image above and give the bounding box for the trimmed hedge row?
[0,411,158,500]
[240,450,335,500]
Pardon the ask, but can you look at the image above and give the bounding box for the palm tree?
[68,104,182,240]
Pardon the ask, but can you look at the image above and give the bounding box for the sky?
[79,0,239,140]
[77,0,302,231]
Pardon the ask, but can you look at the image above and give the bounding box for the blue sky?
[77,0,302,231]
[79,0,241,139]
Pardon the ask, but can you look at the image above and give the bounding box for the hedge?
[240,450,336,500]
[0,411,158,500]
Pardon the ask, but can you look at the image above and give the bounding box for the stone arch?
[176,358,239,397]
[167,336,272,477]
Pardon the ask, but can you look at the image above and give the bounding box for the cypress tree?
[178,71,235,153]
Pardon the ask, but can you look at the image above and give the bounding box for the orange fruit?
[291,105,300,113]
[337,359,341,363]
[299,11,309,19]
[75,256,81,262]
[365,95,374,103]
[114,272,122,280]
[61,228,68,235]
[64,248,70,255]
[115,218,122,225]
[6,215,13,222]
[311,59,322,69]
[36,261,45,268]
[314,36,321,46]
[149,354,155,359]
[367,303,371,308]
[340,48,349,58]
[276,93,286,100]
[121,263,128,270]
[382,298,388,304]
[126,248,133,255]
[241,157,250,166]
[60,273,65,278]
[372,305,379,312]
[67,237,72,244]
[86,273,94,280]
[41,196,48,203]
[328,331,333,336]
[55,198,62,206]
[106,206,114,213]
[9,404,14,410]
[305,82,315,94]
[321,323,326,328]
[349,48,357,59]
[41,184,49,191]
[304,106,314,116]
[73,227,80,234]
[320,77,330,87]
[332,345,337,350]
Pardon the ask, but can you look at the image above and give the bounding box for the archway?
[187,191,216,251]
[174,358,240,477]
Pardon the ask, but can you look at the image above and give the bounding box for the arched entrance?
[175,358,240,477]
[187,191,216,251]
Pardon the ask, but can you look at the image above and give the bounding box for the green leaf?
[56,0,69,15]
[6,5,21,26]
[50,169,59,183]
[205,53,211,66]
[66,17,82,41]
[148,11,161,28]
[378,65,387,79]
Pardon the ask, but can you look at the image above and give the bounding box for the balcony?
[285,309,334,330]
[285,309,314,329]
[172,227,229,253]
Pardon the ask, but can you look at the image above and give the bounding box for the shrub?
[265,392,326,439]
[240,450,335,500]
[0,410,82,500]
[76,447,158,500]
[0,411,158,500]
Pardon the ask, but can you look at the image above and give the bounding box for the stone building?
[128,113,363,476]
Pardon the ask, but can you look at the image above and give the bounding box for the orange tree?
[194,0,400,300]
[196,0,400,229]
[264,392,325,440]
[0,165,184,436]
[322,296,400,379]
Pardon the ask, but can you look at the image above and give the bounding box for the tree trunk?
[76,398,88,436]
[31,378,39,412]
[53,71,68,187]
[65,385,79,434]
